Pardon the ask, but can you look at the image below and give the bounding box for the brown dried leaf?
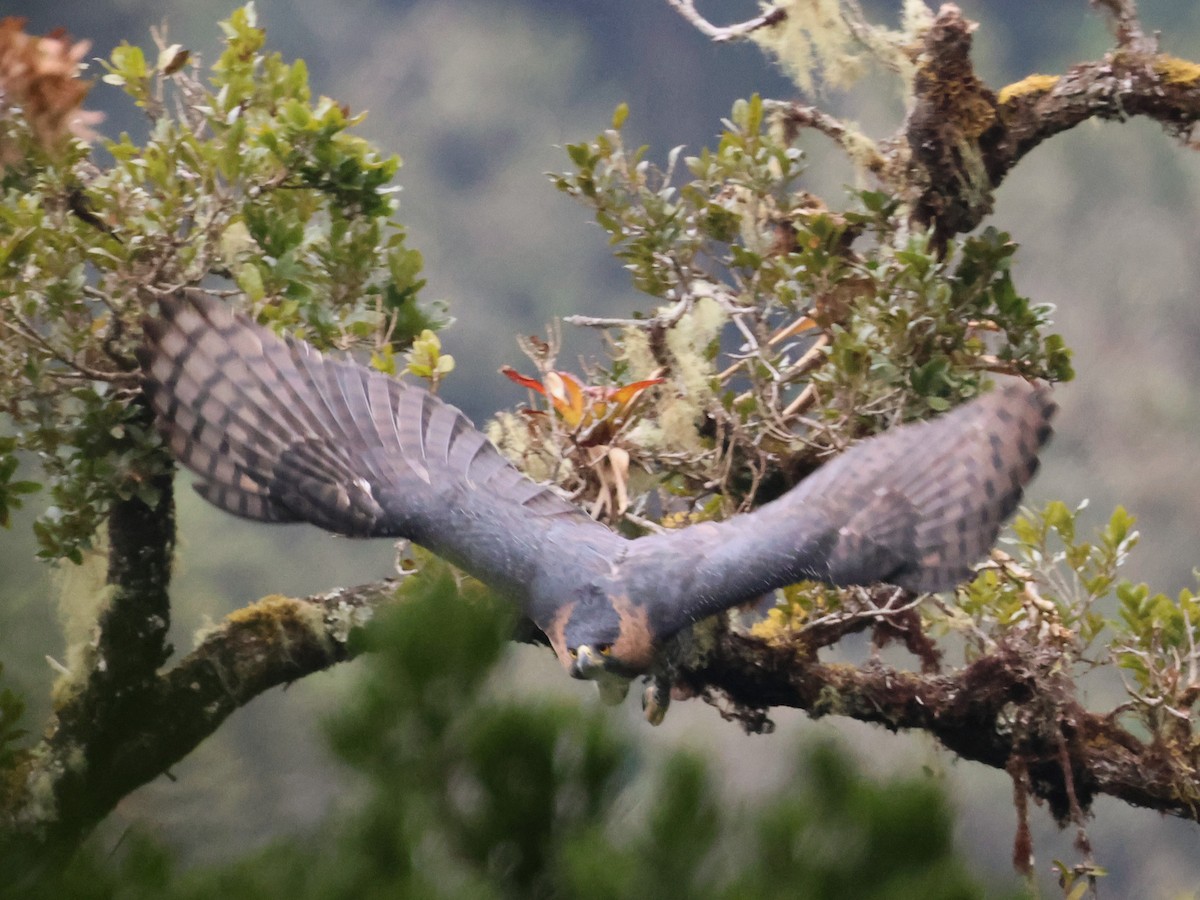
[0,17,103,159]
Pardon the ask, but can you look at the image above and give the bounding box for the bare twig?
[1091,0,1152,52]
[0,314,118,381]
[767,100,887,174]
[565,295,692,330]
[781,333,829,382]
[781,382,817,418]
[798,586,925,640]
[665,0,787,44]
[623,510,667,534]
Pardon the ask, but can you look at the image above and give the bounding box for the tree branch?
[901,4,1200,244]
[677,623,1200,823]
[988,52,1200,182]
[6,556,1198,880]
[1,574,396,881]
[768,101,888,175]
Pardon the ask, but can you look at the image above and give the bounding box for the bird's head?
[545,586,656,695]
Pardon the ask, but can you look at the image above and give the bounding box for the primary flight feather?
[139,289,1054,680]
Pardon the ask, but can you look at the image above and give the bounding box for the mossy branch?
[679,624,1200,825]
[904,4,1200,245]
[16,407,179,865]
[0,575,396,883]
[988,51,1200,183]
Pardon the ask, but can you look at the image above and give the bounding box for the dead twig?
[665,0,787,43]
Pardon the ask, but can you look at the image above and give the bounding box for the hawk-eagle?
[139,289,1053,688]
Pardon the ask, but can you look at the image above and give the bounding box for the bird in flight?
[140,289,1054,700]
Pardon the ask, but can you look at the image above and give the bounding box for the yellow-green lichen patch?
[807,663,873,718]
[225,594,300,626]
[194,594,337,690]
[911,35,999,142]
[191,614,221,648]
[1154,54,1200,86]
[751,606,800,644]
[53,546,112,654]
[683,616,721,669]
[750,0,867,95]
[997,74,1060,106]
[667,296,726,397]
[750,582,841,644]
[619,325,658,381]
[49,658,91,713]
[49,546,114,708]
[485,410,575,484]
[224,594,330,654]
[839,126,886,176]
[654,296,727,453]
[10,747,67,827]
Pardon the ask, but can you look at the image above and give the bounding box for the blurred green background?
[3,0,1200,895]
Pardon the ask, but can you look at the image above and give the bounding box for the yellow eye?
[569,648,578,659]
[598,644,612,656]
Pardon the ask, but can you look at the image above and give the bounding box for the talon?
[642,678,671,725]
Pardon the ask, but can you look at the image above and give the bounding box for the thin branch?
[622,510,667,534]
[665,0,787,44]
[564,295,691,330]
[0,314,117,382]
[767,100,888,174]
[781,383,817,418]
[794,586,925,649]
[1091,0,1152,53]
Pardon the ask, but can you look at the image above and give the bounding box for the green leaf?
[1042,500,1075,543]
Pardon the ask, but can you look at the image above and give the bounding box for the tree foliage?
[0,4,432,563]
[0,1,1199,894]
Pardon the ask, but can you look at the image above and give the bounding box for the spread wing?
[618,380,1054,638]
[140,288,1054,671]
[137,289,622,603]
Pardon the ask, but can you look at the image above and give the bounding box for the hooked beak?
[568,645,631,705]
[566,643,633,710]
[569,644,608,680]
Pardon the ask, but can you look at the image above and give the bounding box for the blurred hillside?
[2,1,1200,895]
